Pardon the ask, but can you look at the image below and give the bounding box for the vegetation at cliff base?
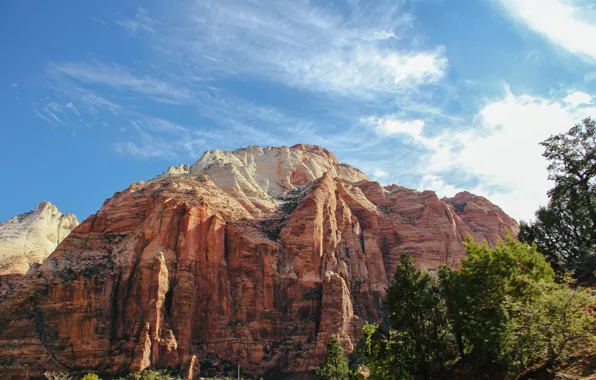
[351,237,595,379]
[315,335,351,380]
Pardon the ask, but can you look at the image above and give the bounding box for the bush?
[44,372,72,380]
[119,369,181,380]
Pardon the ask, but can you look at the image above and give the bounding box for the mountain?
[0,144,518,379]
[0,201,78,301]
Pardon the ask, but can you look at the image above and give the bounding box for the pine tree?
[315,335,351,380]
[386,253,453,378]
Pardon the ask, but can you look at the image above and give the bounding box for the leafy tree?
[385,253,453,378]
[519,117,596,282]
[499,274,595,373]
[316,335,351,380]
[441,236,555,363]
[82,374,101,380]
[438,266,468,358]
[356,323,408,380]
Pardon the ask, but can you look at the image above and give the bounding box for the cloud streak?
[160,0,447,98]
[48,62,191,103]
[116,7,155,34]
[496,0,596,59]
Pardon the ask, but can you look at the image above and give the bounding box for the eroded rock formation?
[0,202,78,301]
[0,145,518,379]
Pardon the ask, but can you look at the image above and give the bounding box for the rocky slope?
[0,202,78,301]
[0,144,518,379]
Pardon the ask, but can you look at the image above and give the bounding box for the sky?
[1,0,596,223]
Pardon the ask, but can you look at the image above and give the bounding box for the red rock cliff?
[0,145,518,379]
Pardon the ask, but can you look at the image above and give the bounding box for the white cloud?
[418,174,465,199]
[33,101,84,126]
[586,72,596,81]
[116,7,155,34]
[563,90,592,106]
[132,118,187,133]
[373,169,389,179]
[48,62,190,103]
[361,115,437,148]
[419,86,595,221]
[496,0,596,59]
[162,0,447,98]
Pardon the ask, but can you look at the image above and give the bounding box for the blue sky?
[1,0,596,222]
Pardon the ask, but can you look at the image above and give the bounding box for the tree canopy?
[315,335,351,380]
[519,117,596,282]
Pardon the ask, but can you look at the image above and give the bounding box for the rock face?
[0,145,518,379]
[0,202,78,301]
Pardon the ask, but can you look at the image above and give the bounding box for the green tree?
[356,323,409,380]
[441,236,555,363]
[385,253,453,378]
[499,274,595,373]
[82,374,101,380]
[438,266,468,358]
[316,335,351,380]
[519,117,596,282]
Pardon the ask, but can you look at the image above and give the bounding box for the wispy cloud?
[115,122,223,159]
[47,62,191,103]
[160,0,447,98]
[33,109,59,126]
[33,101,82,126]
[495,0,596,59]
[116,7,155,34]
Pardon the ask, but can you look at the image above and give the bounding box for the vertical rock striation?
[0,145,518,378]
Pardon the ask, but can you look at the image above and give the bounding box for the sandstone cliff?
[0,144,518,379]
[0,202,78,301]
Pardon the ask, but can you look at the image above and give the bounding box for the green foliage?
[356,254,454,378]
[315,335,351,380]
[82,374,101,380]
[500,274,596,373]
[356,323,407,379]
[386,253,453,378]
[519,117,596,282]
[44,372,72,380]
[442,236,555,361]
[440,236,595,375]
[118,369,181,380]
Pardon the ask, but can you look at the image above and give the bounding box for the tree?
[499,274,595,374]
[438,266,468,358]
[385,253,453,378]
[316,335,351,380]
[441,236,555,363]
[519,117,596,282]
[357,323,409,380]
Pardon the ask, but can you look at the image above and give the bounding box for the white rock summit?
[163,144,370,215]
[0,201,79,275]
